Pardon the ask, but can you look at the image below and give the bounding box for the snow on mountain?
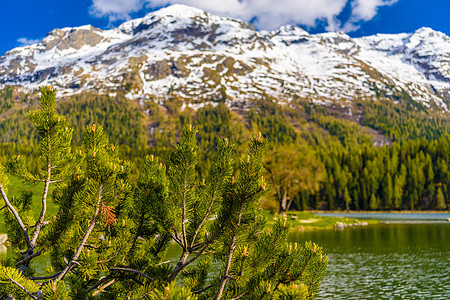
[1,4,449,111]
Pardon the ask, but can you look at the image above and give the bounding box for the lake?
[290,219,450,299]
[2,214,449,299]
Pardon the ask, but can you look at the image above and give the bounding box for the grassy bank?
[262,210,380,231]
[0,176,57,234]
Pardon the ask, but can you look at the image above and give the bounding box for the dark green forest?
[0,85,449,211]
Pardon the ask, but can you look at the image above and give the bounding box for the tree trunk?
[169,251,190,281]
[279,191,288,217]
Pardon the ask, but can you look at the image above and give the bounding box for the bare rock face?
[41,29,66,51]
[57,26,104,50]
[0,5,449,111]
[40,25,104,51]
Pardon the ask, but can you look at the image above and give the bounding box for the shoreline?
[275,211,449,232]
[308,210,450,214]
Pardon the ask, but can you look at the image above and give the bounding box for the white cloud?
[89,0,399,32]
[17,38,40,46]
[143,0,349,29]
[351,0,398,21]
[90,0,146,21]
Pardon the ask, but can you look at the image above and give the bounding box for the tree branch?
[27,271,62,281]
[127,213,144,258]
[214,205,244,300]
[132,291,154,300]
[30,163,51,246]
[0,183,32,250]
[55,184,104,283]
[168,223,183,248]
[36,179,61,184]
[97,245,123,264]
[181,173,188,249]
[86,275,112,292]
[192,284,212,294]
[30,221,50,228]
[230,292,247,300]
[110,267,153,281]
[15,250,43,268]
[92,279,116,296]
[169,223,225,281]
[190,187,218,248]
[8,277,38,300]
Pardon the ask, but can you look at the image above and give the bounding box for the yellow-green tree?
[265,143,324,216]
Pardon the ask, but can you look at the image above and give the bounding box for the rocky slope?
[1,4,449,111]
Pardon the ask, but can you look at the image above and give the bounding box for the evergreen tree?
[343,187,351,211]
[436,187,447,210]
[369,194,379,211]
[0,87,328,299]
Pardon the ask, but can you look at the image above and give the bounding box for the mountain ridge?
[1,4,449,111]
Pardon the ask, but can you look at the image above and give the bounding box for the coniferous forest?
[0,85,449,212]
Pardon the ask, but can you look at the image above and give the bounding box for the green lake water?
[2,218,449,299]
[290,222,450,299]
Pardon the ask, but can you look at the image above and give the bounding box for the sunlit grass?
[0,176,57,233]
[262,210,380,230]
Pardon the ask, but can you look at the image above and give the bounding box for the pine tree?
[436,187,446,210]
[343,187,352,211]
[0,87,328,299]
[369,194,379,211]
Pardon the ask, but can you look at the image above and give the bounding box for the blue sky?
[0,0,449,55]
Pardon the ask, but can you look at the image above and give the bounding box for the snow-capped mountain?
[1,4,449,110]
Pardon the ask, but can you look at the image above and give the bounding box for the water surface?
[316,212,450,221]
[1,216,449,299]
[290,223,450,299]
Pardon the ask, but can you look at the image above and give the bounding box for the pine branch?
[169,222,225,281]
[170,251,190,281]
[8,277,38,300]
[55,184,104,283]
[214,205,244,300]
[36,179,61,184]
[97,245,123,264]
[127,213,144,257]
[27,271,62,281]
[30,221,50,228]
[190,242,204,252]
[171,236,184,248]
[109,267,153,281]
[181,173,188,249]
[86,275,112,292]
[189,188,218,248]
[187,218,223,256]
[14,250,43,268]
[230,292,247,300]
[132,290,154,300]
[30,164,51,246]
[192,284,212,294]
[308,267,321,296]
[0,183,32,250]
[299,252,313,280]
[92,279,116,296]
[170,229,183,248]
